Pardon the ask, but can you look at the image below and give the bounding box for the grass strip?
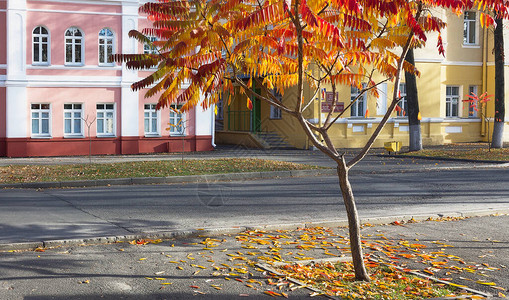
[0,158,322,184]
[401,148,509,162]
[278,261,460,299]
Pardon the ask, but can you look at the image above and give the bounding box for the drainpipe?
[211,104,216,148]
[481,26,488,137]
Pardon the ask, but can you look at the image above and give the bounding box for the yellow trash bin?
[384,141,401,154]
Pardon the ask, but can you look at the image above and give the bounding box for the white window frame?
[144,104,160,137]
[96,103,116,137]
[98,28,115,66]
[397,83,407,117]
[270,89,282,119]
[169,105,186,136]
[446,86,460,118]
[64,103,84,137]
[31,103,51,138]
[463,11,478,46]
[350,85,366,117]
[65,27,84,66]
[32,26,50,65]
[144,36,158,54]
[467,85,478,118]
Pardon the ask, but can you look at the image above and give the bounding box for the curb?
[2,208,508,252]
[0,168,337,189]
[378,153,509,164]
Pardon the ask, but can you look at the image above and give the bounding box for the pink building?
[0,0,214,157]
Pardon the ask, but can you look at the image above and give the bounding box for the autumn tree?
[114,0,507,281]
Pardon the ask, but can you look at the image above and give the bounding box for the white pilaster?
[120,1,140,137]
[6,0,28,138]
[195,102,213,136]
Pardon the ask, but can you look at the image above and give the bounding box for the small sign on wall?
[321,92,344,112]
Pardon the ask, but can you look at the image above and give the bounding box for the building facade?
[217,9,509,149]
[0,0,215,157]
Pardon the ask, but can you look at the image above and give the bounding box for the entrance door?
[251,88,262,133]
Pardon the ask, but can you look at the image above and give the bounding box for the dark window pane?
[34,44,40,61]
[66,45,72,62]
[34,27,40,34]
[41,104,50,109]
[41,27,48,34]
[42,44,48,62]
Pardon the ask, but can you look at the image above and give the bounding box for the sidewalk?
[0,214,507,299]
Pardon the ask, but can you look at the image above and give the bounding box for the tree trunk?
[337,159,370,281]
[404,48,422,151]
[491,17,505,149]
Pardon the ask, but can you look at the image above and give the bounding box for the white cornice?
[441,61,483,66]
[414,58,444,63]
[27,65,122,70]
[28,0,139,5]
[27,8,123,16]
[307,117,482,124]
[26,75,122,87]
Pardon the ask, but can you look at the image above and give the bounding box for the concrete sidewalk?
[0,214,507,299]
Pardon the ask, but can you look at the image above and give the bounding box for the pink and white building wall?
[0,0,215,157]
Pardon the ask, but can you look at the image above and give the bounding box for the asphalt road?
[1,165,508,244]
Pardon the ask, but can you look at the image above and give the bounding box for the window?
[144,104,160,136]
[463,12,477,45]
[98,28,114,65]
[397,83,407,117]
[350,86,366,117]
[33,26,49,65]
[468,85,478,117]
[31,104,51,137]
[64,103,83,136]
[270,89,282,119]
[446,86,460,117]
[169,105,185,135]
[96,104,115,136]
[144,36,158,54]
[65,27,84,65]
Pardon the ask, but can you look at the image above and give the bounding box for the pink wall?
[0,87,5,138]
[0,9,6,65]
[137,88,196,138]
[26,1,122,70]
[27,87,121,138]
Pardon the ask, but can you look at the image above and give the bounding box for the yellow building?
[216,10,509,149]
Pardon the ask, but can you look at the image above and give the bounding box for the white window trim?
[32,26,50,66]
[64,27,85,66]
[96,103,116,137]
[446,86,461,118]
[269,89,282,120]
[63,103,84,137]
[169,105,186,136]
[98,28,115,67]
[350,85,367,117]
[397,83,407,117]
[463,11,479,47]
[468,85,478,118]
[31,103,52,138]
[144,36,158,55]
[144,104,161,137]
